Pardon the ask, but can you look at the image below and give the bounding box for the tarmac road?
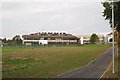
[56,48,112,78]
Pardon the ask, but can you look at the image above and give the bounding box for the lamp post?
[62,32,63,46]
[111,0,115,74]
[43,32,45,47]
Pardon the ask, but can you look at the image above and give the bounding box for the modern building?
[0,39,2,46]
[0,39,3,47]
[22,32,79,46]
[78,34,104,44]
[105,32,114,43]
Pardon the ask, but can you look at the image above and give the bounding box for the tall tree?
[103,1,120,77]
[89,33,99,44]
[103,2,120,30]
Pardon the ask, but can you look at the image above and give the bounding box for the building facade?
[0,39,2,46]
[79,34,104,44]
[22,32,78,46]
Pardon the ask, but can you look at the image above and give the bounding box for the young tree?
[89,33,99,44]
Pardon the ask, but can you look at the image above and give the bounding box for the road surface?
[56,48,112,78]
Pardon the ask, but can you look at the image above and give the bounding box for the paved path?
[56,48,112,78]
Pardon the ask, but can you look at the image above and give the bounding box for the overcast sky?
[1,0,112,39]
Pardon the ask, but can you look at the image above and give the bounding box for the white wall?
[107,35,113,42]
[39,40,48,44]
[80,37,83,44]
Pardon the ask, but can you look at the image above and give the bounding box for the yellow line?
[99,63,112,79]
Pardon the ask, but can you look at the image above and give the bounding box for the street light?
[62,32,63,46]
[111,0,115,74]
[43,32,45,47]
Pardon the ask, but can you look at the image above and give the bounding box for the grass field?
[2,44,111,78]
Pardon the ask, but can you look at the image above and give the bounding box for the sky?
[1,0,112,39]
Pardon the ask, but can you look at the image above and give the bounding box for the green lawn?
[2,44,111,78]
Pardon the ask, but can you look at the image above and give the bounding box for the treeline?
[1,35,22,46]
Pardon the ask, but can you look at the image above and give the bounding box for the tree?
[2,38,7,43]
[103,2,120,31]
[12,35,22,46]
[114,31,118,42]
[89,33,99,44]
[103,1,120,77]
[103,2,120,37]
